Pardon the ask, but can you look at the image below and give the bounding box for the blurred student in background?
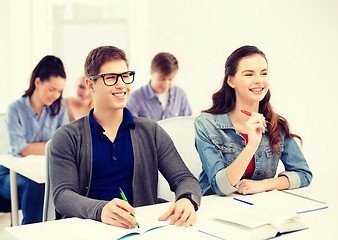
[194,46,312,197]
[65,72,94,121]
[127,52,191,121]
[0,55,69,224]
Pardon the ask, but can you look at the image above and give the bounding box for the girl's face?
[77,77,93,102]
[228,54,269,104]
[150,70,177,94]
[35,76,66,106]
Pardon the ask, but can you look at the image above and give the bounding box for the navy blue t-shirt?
[88,108,135,204]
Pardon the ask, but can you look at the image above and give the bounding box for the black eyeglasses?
[89,71,135,86]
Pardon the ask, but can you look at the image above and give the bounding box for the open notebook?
[6,217,170,240]
[199,199,308,240]
[234,190,328,214]
[198,190,328,240]
[62,218,169,240]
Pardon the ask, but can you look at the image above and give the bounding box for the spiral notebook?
[233,189,328,214]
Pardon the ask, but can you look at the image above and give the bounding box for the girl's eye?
[262,72,268,76]
[245,74,253,77]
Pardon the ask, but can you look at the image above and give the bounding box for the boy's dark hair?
[23,55,66,116]
[84,46,129,78]
[151,52,178,76]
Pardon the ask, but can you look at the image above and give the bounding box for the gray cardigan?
[49,115,201,221]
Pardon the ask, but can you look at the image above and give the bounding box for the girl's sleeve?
[278,136,312,189]
[194,117,237,196]
[5,103,29,156]
[57,101,70,127]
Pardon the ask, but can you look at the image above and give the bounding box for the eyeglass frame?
[89,71,135,86]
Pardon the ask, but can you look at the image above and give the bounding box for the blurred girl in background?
[0,55,69,224]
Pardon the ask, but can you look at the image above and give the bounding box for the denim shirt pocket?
[210,137,236,166]
[265,142,284,177]
[41,119,58,140]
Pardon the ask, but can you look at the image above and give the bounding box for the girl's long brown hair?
[23,55,66,116]
[204,46,301,154]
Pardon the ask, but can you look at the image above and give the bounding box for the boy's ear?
[85,78,95,92]
[227,76,235,88]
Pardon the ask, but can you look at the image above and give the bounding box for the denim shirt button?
[258,152,262,157]
[257,171,261,175]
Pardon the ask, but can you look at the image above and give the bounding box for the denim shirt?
[126,82,192,121]
[6,96,69,156]
[194,112,312,196]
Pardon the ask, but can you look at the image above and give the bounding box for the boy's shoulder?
[54,116,89,137]
[7,97,29,115]
[129,84,149,98]
[133,116,157,128]
[170,85,188,96]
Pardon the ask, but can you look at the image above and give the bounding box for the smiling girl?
[194,46,312,196]
[0,55,69,224]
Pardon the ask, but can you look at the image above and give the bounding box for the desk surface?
[2,188,336,240]
[0,154,46,183]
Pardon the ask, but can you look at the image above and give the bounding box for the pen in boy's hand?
[241,110,271,125]
[119,188,140,228]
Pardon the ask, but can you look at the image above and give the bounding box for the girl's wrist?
[245,143,258,154]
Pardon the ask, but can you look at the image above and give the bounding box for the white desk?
[0,154,46,226]
[2,187,336,240]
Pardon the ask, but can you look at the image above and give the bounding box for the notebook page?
[213,200,298,229]
[234,190,328,214]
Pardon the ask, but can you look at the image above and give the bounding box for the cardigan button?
[257,171,261,175]
[258,152,262,157]
[113,156,117,160]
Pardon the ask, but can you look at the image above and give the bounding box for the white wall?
[1,0,337,182]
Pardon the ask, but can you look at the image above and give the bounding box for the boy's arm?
[126,92,140,116]
[179,90,192,116]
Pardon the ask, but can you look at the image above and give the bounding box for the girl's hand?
[237,179,268,195]
[245,112,266,150]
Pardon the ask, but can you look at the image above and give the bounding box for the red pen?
[241,110,271,125]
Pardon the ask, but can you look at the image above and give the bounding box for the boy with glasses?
[48,46,201,229]
[127,52,192,121]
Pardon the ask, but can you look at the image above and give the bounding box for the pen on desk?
[233,197,254,205]
[119,188,140,228]
[240,110,271,125]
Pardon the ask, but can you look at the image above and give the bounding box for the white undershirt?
[156,92,169,110]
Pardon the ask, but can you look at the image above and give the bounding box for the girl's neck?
[228,101,259,133]
[29,92,44,117]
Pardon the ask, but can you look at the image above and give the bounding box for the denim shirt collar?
[215,113,268,132]
[145,81,174,102]
[23,96,49,119]
[215,113,236,130]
